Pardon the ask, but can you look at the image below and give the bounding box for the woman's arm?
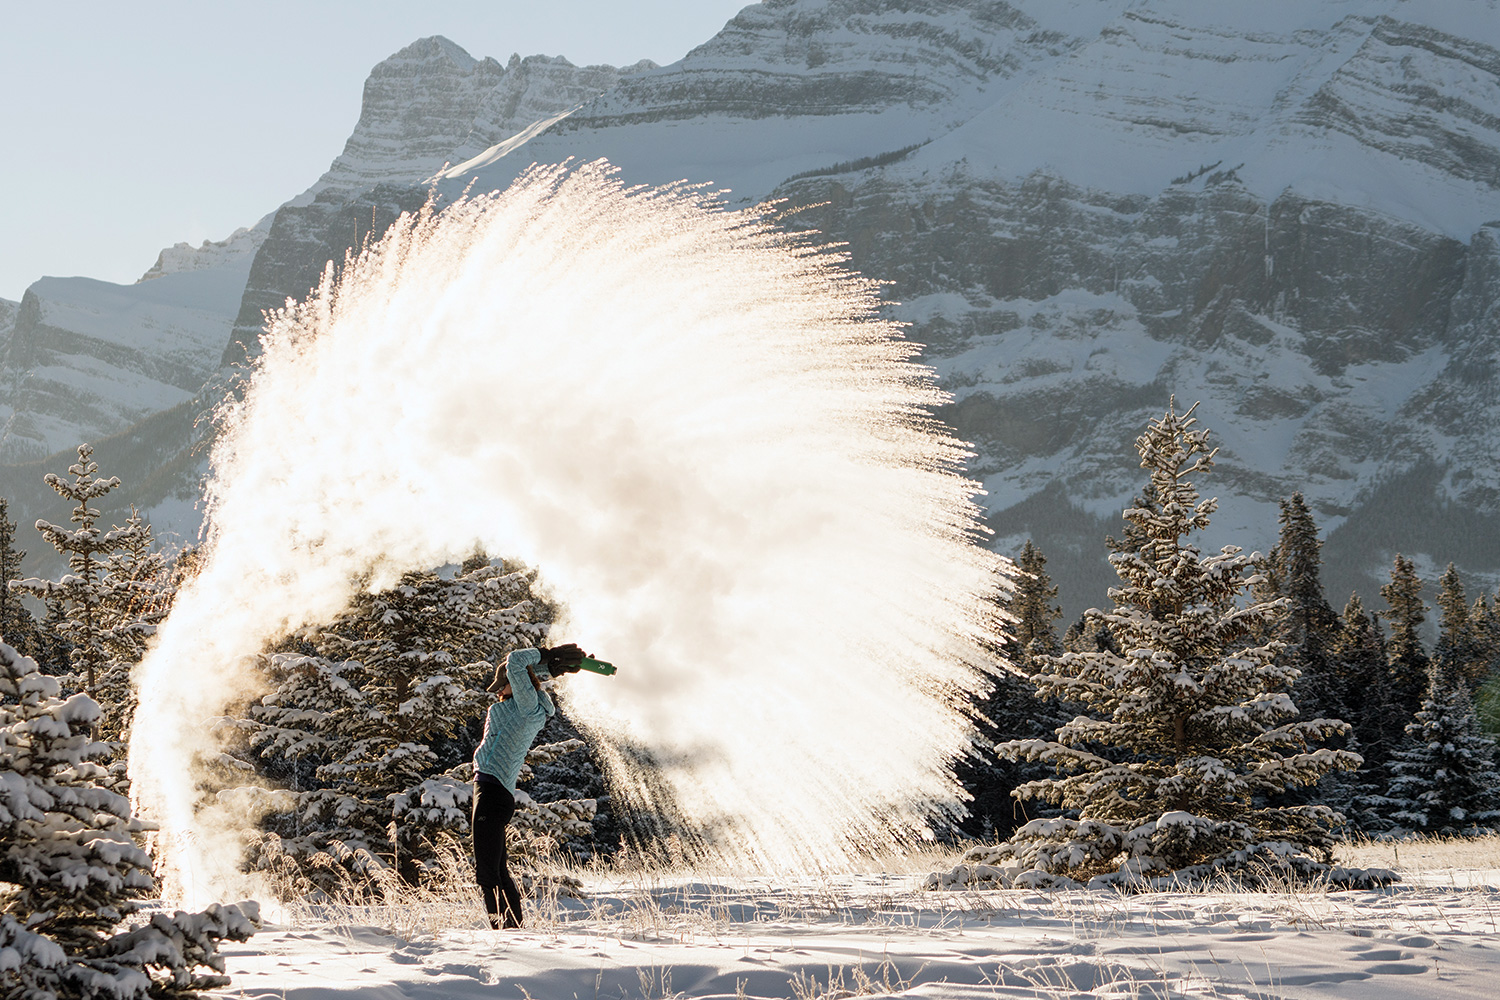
[503,648,543,714]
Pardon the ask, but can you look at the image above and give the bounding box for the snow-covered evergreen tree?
[12,446,122,696]
[988,401,1360,887]
[232,560,597,893]
[0,641,258,999]
[12,447,163,723]
[1385,655,1500,836]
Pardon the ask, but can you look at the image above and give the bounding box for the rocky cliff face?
[5,1,1498,613]
[442,0,1112,203]
[306,36,653,203]
[778,168,1496,612]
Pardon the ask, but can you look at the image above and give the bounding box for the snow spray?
[129,161,1010,904]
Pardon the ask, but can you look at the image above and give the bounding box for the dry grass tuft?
[1336,833,1500,873]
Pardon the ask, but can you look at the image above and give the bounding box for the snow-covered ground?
[198,843,1500,999]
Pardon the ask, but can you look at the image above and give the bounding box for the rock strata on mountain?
[565,0,1066,126]
[778,169,1496,610]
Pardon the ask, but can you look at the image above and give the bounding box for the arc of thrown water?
[130,160,1010,904]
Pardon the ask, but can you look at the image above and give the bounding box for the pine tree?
[1380,554,1429,714]
[1385,655,1500,835]
[1314,593,1402,833]
[988,401,1360,887]
[0,641,258,999]
[1434,564,1486,690]
[13,450,168,756]
[1268,494,1343,722]
[954,552,1070,840]
[0,496,43,660]
[1009,541,1063,675]
[1474,590,1500,680]
[13,446,132,698]
[234,560,597,892]
[93,508,171,746]
[1474,591,1500,738]
[1261,496,1364,821]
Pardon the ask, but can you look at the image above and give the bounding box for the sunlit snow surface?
[130,161,1007,904]
[203,865,1500,1000]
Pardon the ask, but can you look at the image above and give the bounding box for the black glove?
[540,643,586,674]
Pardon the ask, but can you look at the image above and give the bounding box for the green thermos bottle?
[578,656,616,676]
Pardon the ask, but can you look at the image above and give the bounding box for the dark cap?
[486,662,542,695]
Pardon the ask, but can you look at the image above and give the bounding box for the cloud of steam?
[130,161,1010,903]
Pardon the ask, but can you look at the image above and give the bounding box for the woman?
[471,642,585,929]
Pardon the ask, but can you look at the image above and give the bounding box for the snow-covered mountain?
[0,221,263,464]
[429,0,1500,611]
[4,0,1498,614]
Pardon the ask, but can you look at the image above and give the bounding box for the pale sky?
[0,0,754,302]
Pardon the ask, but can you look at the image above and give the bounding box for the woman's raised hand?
[540,643,587,674]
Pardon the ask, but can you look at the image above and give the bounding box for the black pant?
[472,778,522,928]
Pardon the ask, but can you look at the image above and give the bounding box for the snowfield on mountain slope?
[890,0,1500,240]
[447,0,1500,239]
[909,284,1456,539]
[202,853,1500,1000]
